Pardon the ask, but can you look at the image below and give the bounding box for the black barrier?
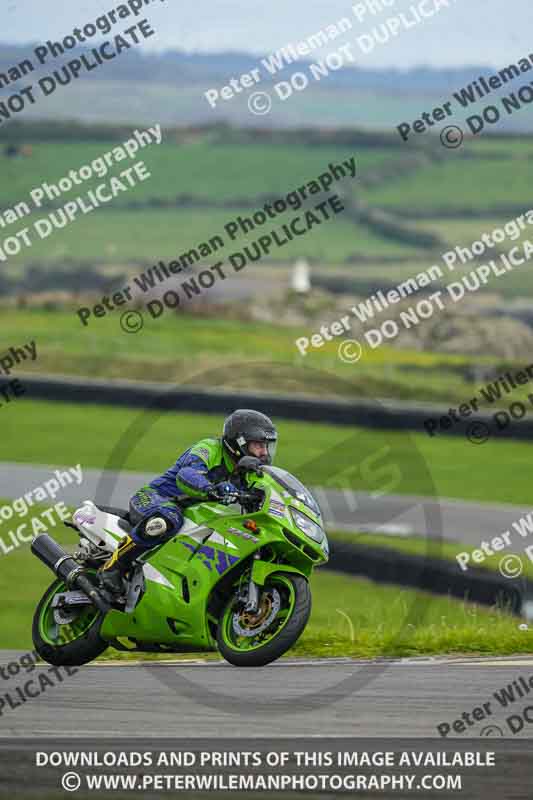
[327,539,531,616]
[15,372,533,440]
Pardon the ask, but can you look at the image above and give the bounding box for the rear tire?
[32,578,108,667]
[217,573,311,667]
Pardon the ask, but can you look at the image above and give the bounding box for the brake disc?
[52,591,92,625]
[53,607,80,625]
[232,588,281,637]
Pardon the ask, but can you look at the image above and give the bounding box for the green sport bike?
[31,458,329,667]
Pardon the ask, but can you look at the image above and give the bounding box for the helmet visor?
[245,437,277,465]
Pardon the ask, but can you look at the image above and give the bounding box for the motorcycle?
[31,457,329,667]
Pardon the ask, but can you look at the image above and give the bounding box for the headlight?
[290,507,324,544]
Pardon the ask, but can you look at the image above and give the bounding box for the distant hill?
[0,41,492,90]
[1,43,531,131]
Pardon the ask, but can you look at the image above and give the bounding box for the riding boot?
[97,535,145,598]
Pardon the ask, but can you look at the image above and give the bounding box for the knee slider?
[144,516,169,537]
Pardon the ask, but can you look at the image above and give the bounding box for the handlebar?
[173,489,263,509]
[207,489,262,505]
[238,490,263,505]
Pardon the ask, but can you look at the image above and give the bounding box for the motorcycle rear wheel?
[216,573,311,667]
[32,576,108,667]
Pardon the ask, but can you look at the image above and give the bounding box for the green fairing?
[38,467,328,658]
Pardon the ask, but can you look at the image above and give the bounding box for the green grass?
[3,398,533,506]
[362,158,533,211]
[0,509,527,657]
[295,570,529,658]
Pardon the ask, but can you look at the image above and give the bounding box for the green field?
[4,127,533,278]
[413,217,533,246]
[2,130,425,271]
[3,398,533,506]
[2,139,392,207]
[4,205,422,268]
[361,157,533,212]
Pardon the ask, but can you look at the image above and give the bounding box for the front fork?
[237,552,310,613]
[238,552,261,613]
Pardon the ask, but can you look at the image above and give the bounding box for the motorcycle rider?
[97,409,278,598]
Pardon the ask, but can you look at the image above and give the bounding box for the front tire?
[217,573,311,667]
[32,577,108,667]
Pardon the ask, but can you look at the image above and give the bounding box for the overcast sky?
[3,0,530,70]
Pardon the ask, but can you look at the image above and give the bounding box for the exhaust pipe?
[31,533,110,614]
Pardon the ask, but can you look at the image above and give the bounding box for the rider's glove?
[209,481,239,505]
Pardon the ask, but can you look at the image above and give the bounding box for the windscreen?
[264,466,322,520]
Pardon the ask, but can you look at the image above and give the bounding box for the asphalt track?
[0,461,530,547]
[1,651,533,738]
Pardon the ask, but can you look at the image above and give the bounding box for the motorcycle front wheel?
[216,573,311,667]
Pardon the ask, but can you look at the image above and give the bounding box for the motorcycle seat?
[94,504,131,523]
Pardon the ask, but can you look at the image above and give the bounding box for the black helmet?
[222,409,278,464]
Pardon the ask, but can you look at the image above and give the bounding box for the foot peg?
[98,566,126,599]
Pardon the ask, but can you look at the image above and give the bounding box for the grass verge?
[0,308,513,403]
